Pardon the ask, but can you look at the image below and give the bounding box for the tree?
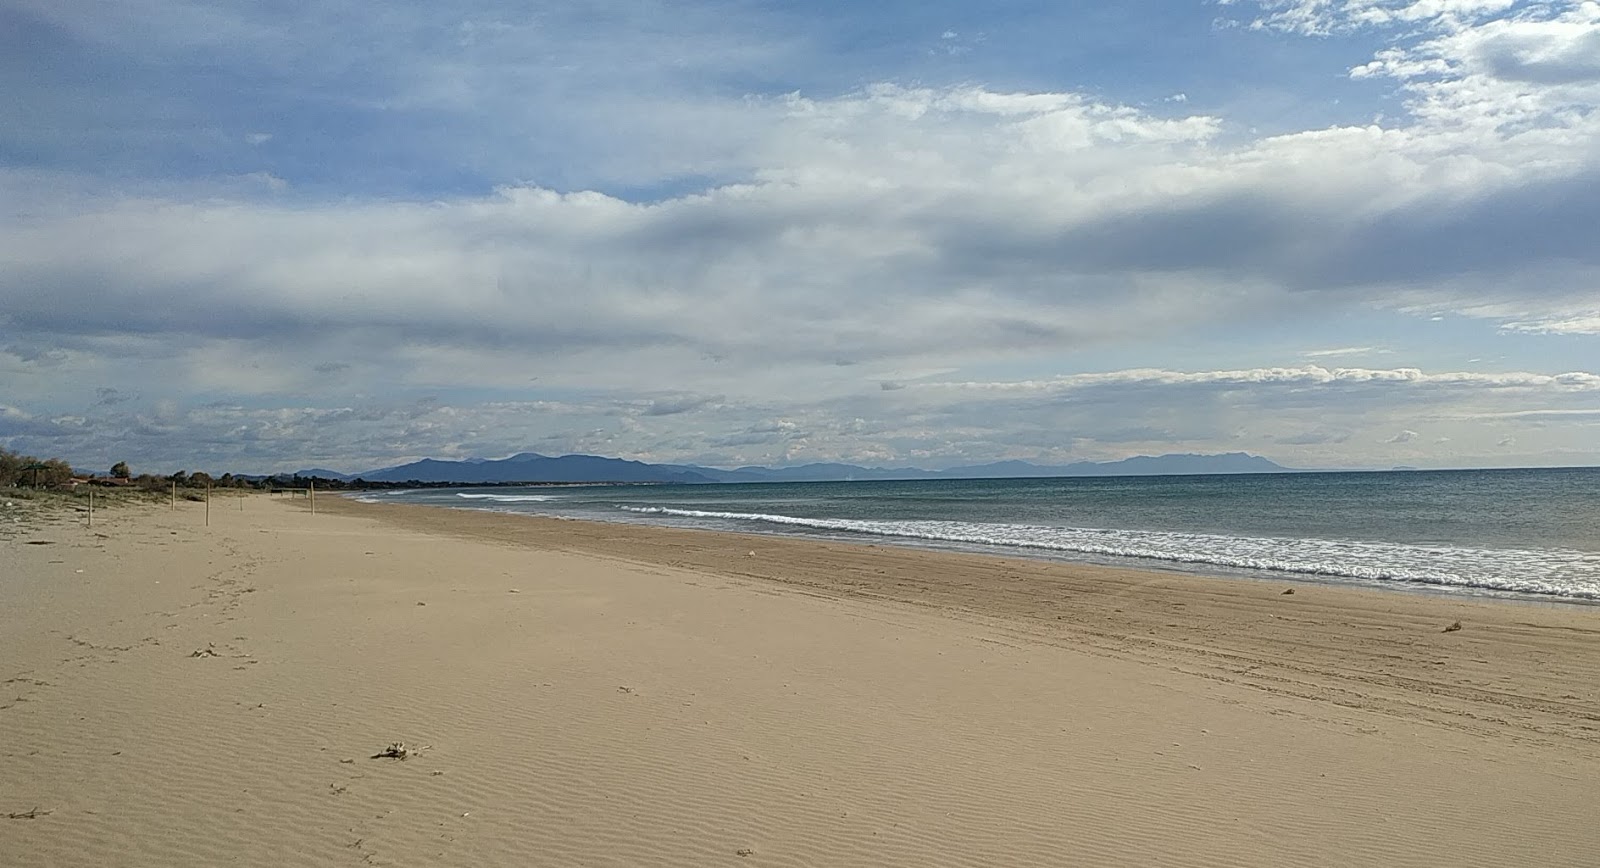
[36,459,74,487]
[0,449,73,487]
[0,448,21,486]
[111,461,131,479]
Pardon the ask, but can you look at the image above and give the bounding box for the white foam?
[455,493,558,503]
[617,506,1600,600]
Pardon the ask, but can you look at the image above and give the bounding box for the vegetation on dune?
[0,449,75,488]
[3,447,469,500]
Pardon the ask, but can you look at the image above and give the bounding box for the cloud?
[4,363,1596,472]
[1272,429,1354,445]
[94,387,130,406]
[926,366,1600,393]
[1302,346,1390,358]
[3,64,1596,400]
[0,404,74,438]
[1501,313,1600,335]
[1245,1,1519,36]
[4,2,1599,472]
[637,394,725,417]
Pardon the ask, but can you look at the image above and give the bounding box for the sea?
[358,468,1600,603]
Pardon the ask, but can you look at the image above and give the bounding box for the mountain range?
[293,452,1290,484]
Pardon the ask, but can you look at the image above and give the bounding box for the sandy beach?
[4,494,1599,867]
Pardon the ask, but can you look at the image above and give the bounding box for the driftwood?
[6,807,51,820]
[371,742,409,759]
[370,742,430,760]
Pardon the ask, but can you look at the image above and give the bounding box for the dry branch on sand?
[371,742,431,760]
[6,808,52,820]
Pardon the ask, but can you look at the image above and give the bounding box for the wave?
[455,492,559,503]
[347,489,417,502]
[616,506,1600,600]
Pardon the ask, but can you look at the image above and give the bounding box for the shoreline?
[344,492,1600,610]
[6,495,1599,866]
[324,496,1600,746]
[346,487,1600,607]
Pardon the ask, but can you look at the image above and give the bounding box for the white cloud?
[926,366,1600,393]
[1303,346,1391,357]
[1501,313,1600,334]
[1247,0,1518,36]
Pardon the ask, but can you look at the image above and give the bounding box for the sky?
[2,0,1599,474]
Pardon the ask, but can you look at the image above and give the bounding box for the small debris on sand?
[371,742,431,760]
[736,847,756,857]
[189,644,220,658]
[1443,621,1464,633]
[6,808,51,820]
[1280,588,1295,595]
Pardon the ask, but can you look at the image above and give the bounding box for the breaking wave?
[617,506,1600,600]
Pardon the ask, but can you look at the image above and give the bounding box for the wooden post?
[88,487,94,528]
[171,480,177,510]
[309,479,316,514]
[205,482,211,527]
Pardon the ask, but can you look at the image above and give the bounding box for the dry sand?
[3,494,1598,867]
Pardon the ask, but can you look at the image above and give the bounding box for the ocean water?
[360,468,1600,602]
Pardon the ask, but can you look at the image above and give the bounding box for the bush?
[0,448,74,487]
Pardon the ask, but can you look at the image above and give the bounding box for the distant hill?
[1053,452,1288,477]
[316,451,1289,484]
[355,453,714,484]
[690,452,1287,482]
